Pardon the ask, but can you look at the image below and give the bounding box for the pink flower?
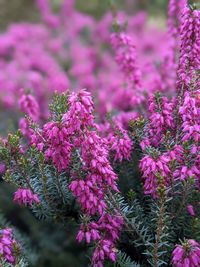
[80,131,119,192]
[109,128,133,162]
[98,213,124,242]
[172,240,200,267]
[19,118,34,140]
[13,188,40,206]
[173,166,196,181]
[63,89,95,135]
[92,239,117,266]
[140,154,171,197]
[148,95,175,146]
[0,228,18,264]
[140,138,151,151]
[43,121,72,172]
[179,92,200,142]
[76,222,100,244]
[177,7,200,88]
[111,32,142,88]
[19,93,40,122]
[69,178,107,215]
[187,205,195,217]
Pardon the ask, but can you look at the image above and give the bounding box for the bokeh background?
[0,0,169,29]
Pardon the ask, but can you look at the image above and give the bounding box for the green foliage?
[117,195,152,248]
[0,182,89,267]
[49,92,69,121]
[0,212,32,267]
[0,258,28,267]
[115,251,141,267]
[144,198,172,267]
[0,123,77,224]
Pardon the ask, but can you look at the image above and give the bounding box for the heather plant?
[0,212,30,266]
[0,0,199,267]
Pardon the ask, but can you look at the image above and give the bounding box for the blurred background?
[0,0,169,29]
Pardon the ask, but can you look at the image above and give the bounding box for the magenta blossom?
[13,188,40,206]
[0,228,18,264]
[19,93,40,122]
[187,205,195,217]
[172,239,200,267]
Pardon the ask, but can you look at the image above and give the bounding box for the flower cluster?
[92,213,124,267]
[76,221,100,244]
[76,213,123,267]
[138,80,200,196]
[29,89,123,266]
[111,32,142,88]
[148,94,175,146]
[168,143,200,184]
[18,92,40,122]
[106,125,133,162]
[43,121,72,172]
[167,0,186,49]
[69,176,107,216]
[0,228,18,264]
[66,92,123,266]
[139,153,171,197]
[172,239,200,267]
[63,89,95,134]
[110,132,132,162]
[177,6,200,88]
[13,188,40,206]
[179,90,200,142]
[18,92,40,140]
[139,93,200,196]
